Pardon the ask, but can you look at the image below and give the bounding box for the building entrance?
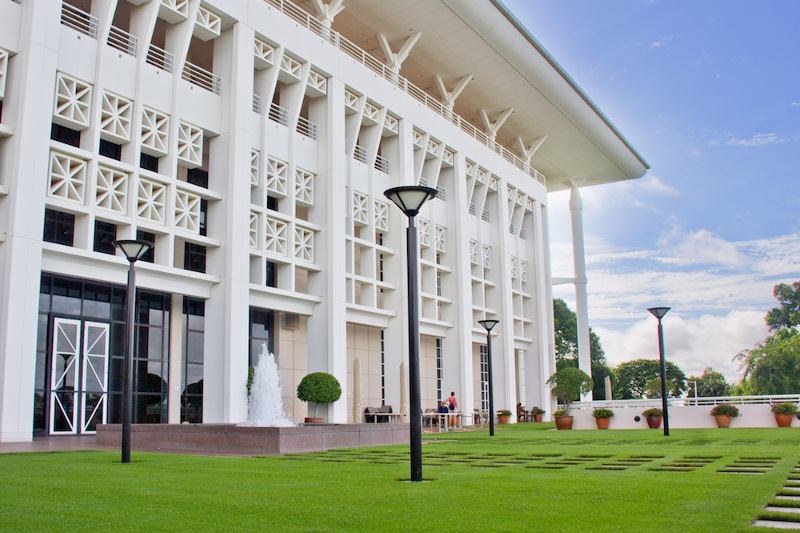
[49,318,110,435]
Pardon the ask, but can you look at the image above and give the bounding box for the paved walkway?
[0,436,115,454]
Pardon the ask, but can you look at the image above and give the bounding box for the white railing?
[253,94,262,114]
[296,116,317,139]
[61,3,98,39]
[182,62,221,95]
[269,103,288,126]
[262,0,546,186]
[570,394,800,411]
[481,209,490,222]
[374,154,389,173]
[147,45,173,73]
[353,145,367,164]
[107,26,137,57]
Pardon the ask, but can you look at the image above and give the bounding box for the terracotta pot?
[304,417,325,424]
[595,417,611,430]
[554,416,573,430]
[534,414,543,423]
[646,415,662,429]
[498,414,510,424]
[775,413,793,427]
[715,415,732,428]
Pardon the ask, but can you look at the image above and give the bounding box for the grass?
[1,424,798,532]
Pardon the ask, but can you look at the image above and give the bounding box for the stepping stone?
[776,496,800,501]
[766,507,800,514]
[784,487,800,492]
[752,519,800,529]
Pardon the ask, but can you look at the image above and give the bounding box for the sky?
[503,1,800,383]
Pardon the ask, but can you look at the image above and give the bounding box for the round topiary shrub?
[297,372,342,415]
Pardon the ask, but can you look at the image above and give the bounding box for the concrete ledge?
[96,423,409,455]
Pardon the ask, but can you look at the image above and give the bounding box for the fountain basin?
[96,423,409,456]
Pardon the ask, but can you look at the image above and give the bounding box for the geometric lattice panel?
[53,72,92,130]
[141,107,170,157]
[177,121,203,169]
[48,151,87,204]
[95,165,129,214]
[99,91,132,143]
[137,177,167,225]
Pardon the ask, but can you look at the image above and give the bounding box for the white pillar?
[569,182,593,400]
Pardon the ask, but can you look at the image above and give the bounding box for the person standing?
[447,391,458,427]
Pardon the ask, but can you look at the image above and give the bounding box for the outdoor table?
[370,412,405,423]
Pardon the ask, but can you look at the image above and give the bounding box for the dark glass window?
[93,220,117,255]
[134,291,170,424]
[249,308,274,366]
[181,297,204,423]
[184,242,206,273]
[99,139,121,160]
[136,230,155,263]
[43,209,75,246]
[51,124,81,147]
[267,196,278,211]
[186,168,209,188]
[266,261,277,288]
[199,200,208,237]
[140,153,159,173]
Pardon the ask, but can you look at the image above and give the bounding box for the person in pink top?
[447,391,458,427]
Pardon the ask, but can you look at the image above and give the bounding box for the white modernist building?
[0,0,647,442]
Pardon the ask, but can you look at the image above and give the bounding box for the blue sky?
[503,1,800,382]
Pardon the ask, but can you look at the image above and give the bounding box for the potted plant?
[642,407,663,429]
[592,408,614,429]
[534,409,545,423]
[497,409,512,424]
[771,402,798,427]
[546,368,592,430]
[709,404,739,428]
[296,372,342,423]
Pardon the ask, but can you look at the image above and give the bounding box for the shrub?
[499,409,512,417]
[546,368,592,415]
[296,372,342,405]
[592,408,615,419]
[710,404,739,417]
[642,408,663,417]
[553,409,566,417]
[771,402,799,415]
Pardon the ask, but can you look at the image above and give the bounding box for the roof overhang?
[300,0,649,191]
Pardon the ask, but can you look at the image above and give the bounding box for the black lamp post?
[384,185,437,482]
[478,319,499,436]
[113,239,153,463]
[647,307,671,437]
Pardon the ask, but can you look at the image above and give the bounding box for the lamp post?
[647,307,671,437]
[384,186,437,482]
[478,319,499,436]
[113,239,153,463]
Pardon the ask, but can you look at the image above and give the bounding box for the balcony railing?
[269,103,288,126]
[61,3,98,39]
[146,45,173,73]
[296,116,317,139]
[262,0,546,186]
[182,62,221,95]
[253,94,262,114]
[353,145,367,164]
[374,154,389,173]
[481,210,490,222]
[108,26,137,57]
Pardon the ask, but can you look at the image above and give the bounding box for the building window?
[99,139,121,160]
[51,124,81,148]
[267,196,278,212]
[136,230,155,263]
[43,209,75,246]
[186,168,209,188]
[93,220,117,255]
[134,291,171,424]
[199,199,208,237]
[480,344,489,412]
[380,329,385,405]
[436,338,443,404]
[249,307,274,367]
[266,261,277,288]
[140,153,159,173]
[181,297,204,423]
[184,242,206,273]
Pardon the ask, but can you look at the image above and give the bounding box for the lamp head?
[384,186,438,218]
[113,239,153,263]
[479,319,499,332]
[647,307,671,320]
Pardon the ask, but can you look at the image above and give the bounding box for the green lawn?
[1,424,798,532]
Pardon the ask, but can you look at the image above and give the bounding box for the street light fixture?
[113,239,153,463]
[478,319,499,436]
[384,186,437,482]
[647,307,671,437]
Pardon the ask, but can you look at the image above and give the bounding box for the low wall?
[96,423,409,455]
[565,404,799,430]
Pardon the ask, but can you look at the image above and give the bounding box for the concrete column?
[168,295,183,424]
[569,182,592,399]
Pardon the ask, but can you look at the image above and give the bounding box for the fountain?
[242,345,295,427]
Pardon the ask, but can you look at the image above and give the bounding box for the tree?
[686,367,730,398]
[734,330,800,395]
[553,298,612,399]
[546,367,593,415]
[766,281,800,332]
[613,359,687,399]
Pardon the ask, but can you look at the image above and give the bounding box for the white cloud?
[650,35,678,48]
[656,227,745,268]
[712,132,787,147]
